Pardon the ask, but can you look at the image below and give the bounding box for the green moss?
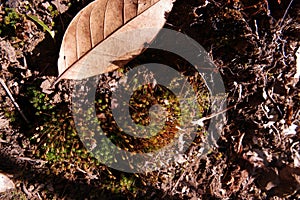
[0,8,22,36]
[23,87,94,173]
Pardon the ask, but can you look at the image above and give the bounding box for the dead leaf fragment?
[55,0,174,84]
[256,167,279,191]
[51,0,69,13]
[40,77,56,94]
[271,165,300,197]
[0,173,15,193]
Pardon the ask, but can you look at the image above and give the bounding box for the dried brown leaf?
[0,173,15,193]
[55,0,174,84]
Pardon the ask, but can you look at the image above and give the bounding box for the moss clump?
[0,7,23,37]
[25,87,95,174]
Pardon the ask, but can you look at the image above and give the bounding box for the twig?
[0,138,8,143]
[22,183,32,198]
[192,105,234,127]
[18,157,47,164]
[0,78,30,124]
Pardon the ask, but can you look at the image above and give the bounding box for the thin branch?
[192,105,234,127]
[0,78,30,124]
[18,157,47,164]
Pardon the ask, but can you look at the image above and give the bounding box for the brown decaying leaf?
[0,173,15,193]
[51,0,69,14]
[55,0,174,84]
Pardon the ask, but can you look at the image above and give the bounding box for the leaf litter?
[0,0,299,199]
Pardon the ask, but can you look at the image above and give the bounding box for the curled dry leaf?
[54,0,174,85]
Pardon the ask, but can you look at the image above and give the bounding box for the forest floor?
[0,0,300,199]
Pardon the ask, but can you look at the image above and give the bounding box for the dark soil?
[0,0,299,199]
